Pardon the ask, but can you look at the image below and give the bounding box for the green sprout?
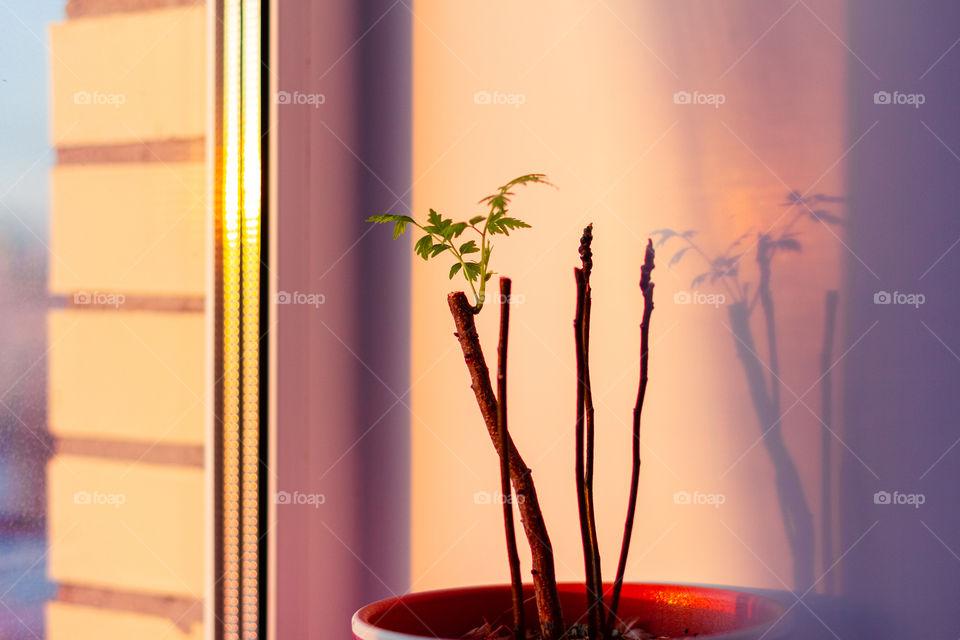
[366,173,551,312]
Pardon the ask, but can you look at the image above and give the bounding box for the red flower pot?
[353,582,787,640]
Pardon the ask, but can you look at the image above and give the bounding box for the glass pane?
[2,1,210,638]
[0,1,64,637]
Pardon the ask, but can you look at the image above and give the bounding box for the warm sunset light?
[0,1,952,639]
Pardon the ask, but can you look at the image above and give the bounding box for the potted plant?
[357,175,786,640]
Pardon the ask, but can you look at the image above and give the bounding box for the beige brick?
[50,6,206,146]
[48,456,204,596]
[50,163,205,296]
[47,602,203,640]
[49,310,205,445]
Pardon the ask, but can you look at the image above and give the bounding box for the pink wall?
[410,0,846,595]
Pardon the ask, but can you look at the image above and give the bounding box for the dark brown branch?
[578,225,605,639]
[608,239,655,630]
[497,278,525,640]
[574,268,601,640]
[819,290,838,593]
[448,292,564,640]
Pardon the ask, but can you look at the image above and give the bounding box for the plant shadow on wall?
[362,177,788,640]
[652,189,844,593]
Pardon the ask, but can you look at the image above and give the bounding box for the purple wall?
[272,1,410,636]
[840,0,960,636]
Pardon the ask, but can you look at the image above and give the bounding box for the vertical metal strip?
[240,0,262,637]
[220,1,262,637]
[221,0,243,638]
[206,0,225,638]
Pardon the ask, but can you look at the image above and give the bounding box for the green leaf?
[392,220,409,239]
[493,217,530,236]
[414,235,432,260]
[503,173,550,190]
[440,224,456,242]
[367,214,414,224]
[463,261,482,282]
[486,194,507,213]
[478,174,552,213]
[366,175,550,313]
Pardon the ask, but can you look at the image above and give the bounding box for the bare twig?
[574,267,601,640]
[497,278,526,640]
[578,225,605,639]
[608,239,656,630]
[448,292,564,640]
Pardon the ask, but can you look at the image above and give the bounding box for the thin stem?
[497,278,526,640]
[580,226,605,639]
[608,239,656,631]
[574,269,600,640]
[476,203,496,308]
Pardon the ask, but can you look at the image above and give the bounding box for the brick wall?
[47,1,207,637]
